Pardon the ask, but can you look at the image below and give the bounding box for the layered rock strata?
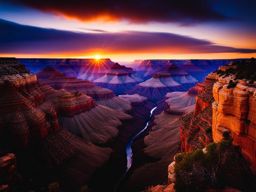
[212,74,256,171]
[0,58,131,190]
[180,77,215,152]
[37,67,132,111]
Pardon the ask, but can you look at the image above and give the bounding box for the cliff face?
[180,59,256,169]
[148,59,256,192]
[180,78,215,152]
[212,77,256,172]
[148,141,253,192]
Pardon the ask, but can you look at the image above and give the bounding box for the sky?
[0,0,256,62]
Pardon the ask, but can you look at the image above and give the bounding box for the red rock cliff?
[212,78,256,172]
[180,76,216,152]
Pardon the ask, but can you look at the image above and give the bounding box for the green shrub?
[174,140,251,192]
[218,58,256,81]
[227,80,237,89]
[175,153,185,163]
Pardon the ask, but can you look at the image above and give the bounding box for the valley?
[1,57,256,192]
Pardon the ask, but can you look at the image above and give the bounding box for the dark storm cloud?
[0,19,255,54]
[10,0,227,23]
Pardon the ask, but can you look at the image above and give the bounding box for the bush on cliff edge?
[174,140,254,192]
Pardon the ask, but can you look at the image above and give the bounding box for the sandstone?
[163,183,175,192]
[248,94,256,125]
[147,185,165,192]
[56,90,95,116]
[180,80,215,152]
[37,67,132,112]
[168,161,176,183]
[0,83,49,147]
[212,62,256,172]
[129,75,187,102]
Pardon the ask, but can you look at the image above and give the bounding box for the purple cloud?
[0,19,255,55]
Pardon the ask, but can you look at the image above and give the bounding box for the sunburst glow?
[94,54,102,61]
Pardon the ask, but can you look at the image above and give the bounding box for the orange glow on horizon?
[1,52,256,63]
[94,54,102,61]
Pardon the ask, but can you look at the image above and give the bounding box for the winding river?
[114,106,157,192]
[125,106,158,172]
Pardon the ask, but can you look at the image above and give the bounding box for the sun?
[94,54,102,61]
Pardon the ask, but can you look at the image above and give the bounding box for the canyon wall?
[0,58,132,190]
[180,62,256,173]
[212,76,256,172]
[180,77,215,152]
[148,59,256,192]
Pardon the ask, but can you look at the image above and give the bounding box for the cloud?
[0,19,255,55]
[10,0,227,24]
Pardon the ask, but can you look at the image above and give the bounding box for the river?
[114,106,157,191]
[125,106,157,172]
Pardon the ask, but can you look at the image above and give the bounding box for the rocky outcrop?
[134,59,230,82]
[36,84,132,145]
[129,73,187,102]
[134,60,175,77]
[0,82,50,148]
[30,60,137,95]
[168,141,252,192]
[149,59,256,192]
[37,67,133,111]
[180,77,215,152]
[212,73,256,171]
[94,72,139,94]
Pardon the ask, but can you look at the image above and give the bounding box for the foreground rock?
[147,59,256,192]
[148,141,253,192]
[211,59,256,172]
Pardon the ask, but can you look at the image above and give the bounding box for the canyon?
[1,57,255,192]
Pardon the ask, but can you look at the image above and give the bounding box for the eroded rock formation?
[180,77,215,152]
[212,59,256,172]
[37,66,133,112]
[93,63,140,94]
[0,58,132,190]
[147,59,256,192]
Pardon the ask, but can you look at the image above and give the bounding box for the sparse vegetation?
[217,58,256,82]
[174,140,253,192]
[227,80,237,89]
